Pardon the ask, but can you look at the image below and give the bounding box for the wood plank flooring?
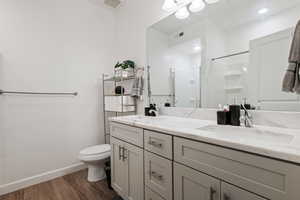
[0,169,117,200]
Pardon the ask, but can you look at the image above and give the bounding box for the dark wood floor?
[0,170,117,200]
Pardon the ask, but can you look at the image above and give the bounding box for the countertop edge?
[110,118,300,166]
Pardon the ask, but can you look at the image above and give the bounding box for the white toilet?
[79,144,111,182]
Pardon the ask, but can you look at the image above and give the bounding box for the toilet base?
[87,160,106,182]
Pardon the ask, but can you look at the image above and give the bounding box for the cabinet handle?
[150,171,163,181]
[210,187,216,200]
[148,140,163,148]
[118,146,123,160]
[223,193,230,200]
[122,147,127,161]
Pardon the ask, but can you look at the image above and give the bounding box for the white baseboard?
[0,163,86,196]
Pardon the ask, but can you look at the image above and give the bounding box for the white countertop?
[110,115,300,164]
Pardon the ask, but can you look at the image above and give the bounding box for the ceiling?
[152,0,300,35]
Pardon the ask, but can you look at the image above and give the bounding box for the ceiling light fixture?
[175,6,190,19]
[205,0,220,4]
[162,0,220,20]
[189,0,206,13]
[258,8,269,15]
[162,0,177,12]
[194,46,201,51]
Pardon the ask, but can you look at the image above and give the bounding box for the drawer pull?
[210,187,216,200]
[119,146,123,160]
[223,193,230,200]
[150,171,164,181]
[122,147,127,161]
[148,140,163,148]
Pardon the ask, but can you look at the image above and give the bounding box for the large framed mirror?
[147,0,300,112]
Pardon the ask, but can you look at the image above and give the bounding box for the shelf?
[224,86,243,91]
[105,110,136,113]
[104,75,135,82]
[224,71,242,77]
[104,94,132,96]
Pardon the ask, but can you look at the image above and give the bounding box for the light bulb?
[205,0,219,4]
[162,0,177,12]
[175,6,190,19]
[258,8,269,15]
[194,46,201,51]
[189,0,206,13]
[177,0,190,4]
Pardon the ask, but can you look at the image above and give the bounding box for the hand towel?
[282,63,297,92]
[282,20,300,93]
[131,69,144,98]
[294,64,300,94]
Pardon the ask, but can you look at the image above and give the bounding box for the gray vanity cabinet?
[174,162,267,200]
[110,137,144,200]
[110,121,300,200]
[221,182,267,200]
[174,137,300,200]
[174,162,220,200]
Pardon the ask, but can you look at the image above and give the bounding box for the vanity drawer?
[144,130,173,160]
[145,187,165,200]
[174,137,300,200]
[145,151,173,200]
[110,122,143,147]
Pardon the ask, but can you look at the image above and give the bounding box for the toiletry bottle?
[229,97,241,126]
[217,104,226,125]
[224,104,231,125]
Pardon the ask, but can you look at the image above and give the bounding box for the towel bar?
[0,89,78,96]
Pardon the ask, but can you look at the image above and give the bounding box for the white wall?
[115,0,168,66]
[0,0,115,193]
[115,0,169,109]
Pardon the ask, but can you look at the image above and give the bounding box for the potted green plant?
[114,60,135,77]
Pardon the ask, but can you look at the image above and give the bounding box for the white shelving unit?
[102,69,137,144]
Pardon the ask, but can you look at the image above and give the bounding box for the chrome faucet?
[241,104,253,128]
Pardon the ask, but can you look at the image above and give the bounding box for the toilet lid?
[80,144,111,156]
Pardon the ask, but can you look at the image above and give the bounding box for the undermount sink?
[197,125,294,145]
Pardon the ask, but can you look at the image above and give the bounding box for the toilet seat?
[79,144,111,162]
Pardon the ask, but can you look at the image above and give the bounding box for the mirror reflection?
[147,0,300,111]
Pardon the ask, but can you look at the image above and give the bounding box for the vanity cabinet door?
[111,137,144,200]
[123,142,144,200]
[221,182,267,200]
[111,137,128,198]
[174,162,221,200]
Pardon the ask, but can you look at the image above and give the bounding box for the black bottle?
[229,104,241,126]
